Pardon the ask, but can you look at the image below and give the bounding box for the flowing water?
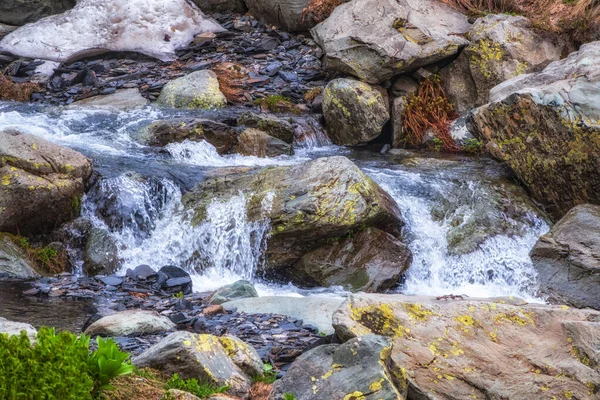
[0,102,550,301]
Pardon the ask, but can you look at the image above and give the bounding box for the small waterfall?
[83,173,273,291]
[367,167,549,299]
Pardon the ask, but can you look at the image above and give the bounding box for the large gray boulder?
[84,310,175,337]
[0,317,37,342]
[156,71,227,109]
[235,128,293,157]
[237,112,295,144]
[311,0,471,84]
[323,78,389,146]
[83,227,120,276]
[0,0,75,26]
[209,280,258,305]
[0,0,224,63]
[0,234,39,279]
[245,0,311,32]
[290,227,411,292]
[441,14,569,113]
[182,156,405,275]
[531,204,600,310]
[473,41,600,219]
[333,293,600,400]
[141,118,238,153]
[270,335,404,400]
[132,332,262,398]
[0,130,92,235]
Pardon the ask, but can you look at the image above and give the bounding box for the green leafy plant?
[171,291,184,299]
[164,373,228,399]
[462,138,484,154]
[88,337,135,394]
[0,328,94,400]
[283,393,297,400]
[252,363,278,384]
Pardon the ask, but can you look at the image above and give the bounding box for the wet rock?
[0,317,37,341]
[0,129,92,235]
[183,156,405,271]
[192,0,247,13]
[158,265,193,295]
[156,70,227,109]
[531,204,600,310]
[270,335,403,400]
[311,0,470,84]
[142,118,238,153]
[237,112,295,144]
[69,89,148,111]
[0,0,224,62]
[222,296,344,334]
[0,0,75,26]
[209,280,259,305]
[441,14,569,113]
[83,227,120,276]
[289,228,411,292]
[473,41,600,219]
[333,293,600,400]
[245,0,312,32]
[132,331,261,398]
[0,24,18,41]
[323,78,389,146]
[127,264,158,281]
[235,128,293,157]
[0,233,39,279]
[84,310,175,336]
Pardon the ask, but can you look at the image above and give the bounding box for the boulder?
[473,41,600,219]
[441,14,569,113]
[209,280,258,305]
[0,0,224,63]
[83,227,120,276]
[182,156,405,271]
[237,112,295,144]
[222,296,345,334]
[156,71,227,109]
[333,293,600,399]
[142,118,238,153]
[234,128,293,157]
[289,228,411,292]
[270,335,404,400]
[311,0,471,84]
[0,24,17,41]
[0,317,37,341]
[323,79,389,146]
[0,130,92,235]
[531,204,600,310]
[132,331,262,397]
[192,0,246,13]
[84,310,175,336]
[0,0,75,26]
[70,89,148,111]
[158,265,193,295]
[0,234,39,279]
[245,0,311,32]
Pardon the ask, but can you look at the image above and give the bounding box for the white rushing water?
[0,102,550,299]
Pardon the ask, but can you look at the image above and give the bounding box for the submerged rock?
[132,331,262,398]
[270,335,403,400]
[84,310,175,337]
[0,0,75,26]
[0,0,224,62]
[311,0,470,84]
[0,129,92,235]
[333,293,600,399]
[183,156,405,276]
[209,280,259,305]
[290,227,411,292]
[442,14,568,113]
[156,70,227,109]
[323,78,389,146]
[474,41,600,219]
[0,234,39,279]
[235,128,293,157]
[531,204,600,310]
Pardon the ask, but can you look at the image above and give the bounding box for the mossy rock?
[156,71,227,110]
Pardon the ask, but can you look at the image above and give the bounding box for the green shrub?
[462,138,484,154]
[0,328,94,400]
[88,337,135,394]
[0,328,135,400]
[283,393,297,400]
[164,373,228,399]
